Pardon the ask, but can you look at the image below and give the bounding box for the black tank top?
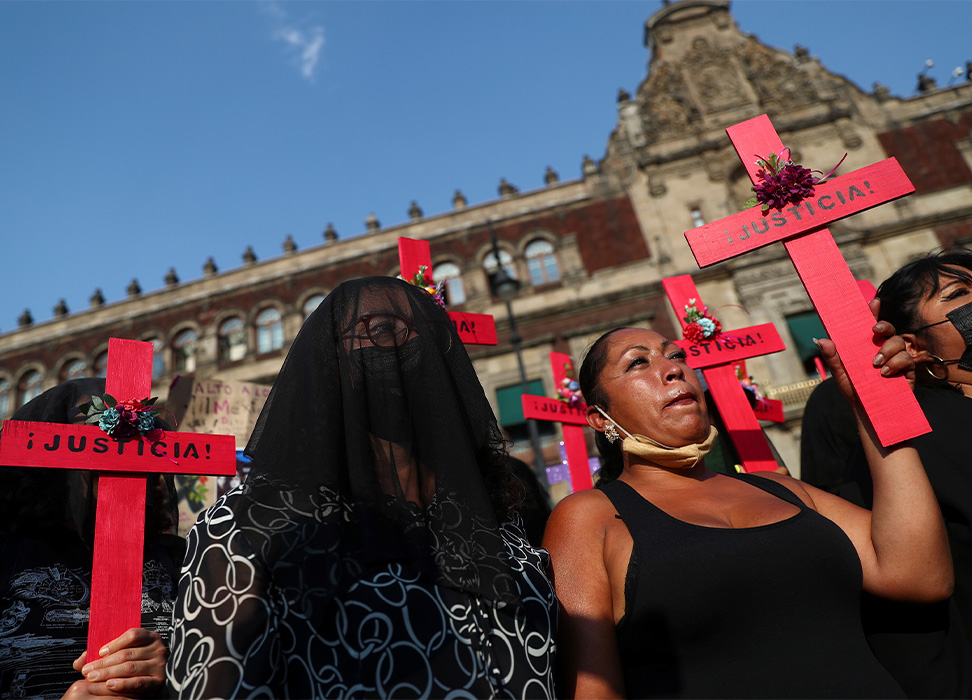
[600,473,904,699]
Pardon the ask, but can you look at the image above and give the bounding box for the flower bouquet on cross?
[682,298,722,344]
[401,265,446,309]
[556,363,584,408]
[744,147,846,214]
[78,394,165,439]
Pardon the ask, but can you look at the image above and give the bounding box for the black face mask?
[348,340,423,444]
[947,303,972,371]
[911,300,972,371]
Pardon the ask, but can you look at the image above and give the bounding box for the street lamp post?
[486,221,547,481]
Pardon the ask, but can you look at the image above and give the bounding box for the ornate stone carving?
[637,61,701,141]
[648,175,667,197]
[697,64,746,112]
[738,38,817,109]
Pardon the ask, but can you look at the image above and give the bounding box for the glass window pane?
[0,379,11,417]
[21,372,43,405]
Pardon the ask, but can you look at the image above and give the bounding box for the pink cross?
[734,360,785,424]
[398,237,497,345]
[663,274,786,472]
[0,339,236,657]
[684,114,929,446]
[521,352,593,492]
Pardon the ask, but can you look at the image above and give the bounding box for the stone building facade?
[2,0,971,488]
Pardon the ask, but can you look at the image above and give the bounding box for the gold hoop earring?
[605,424,621,444]
[922,354,949,381]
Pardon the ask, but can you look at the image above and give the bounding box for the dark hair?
[877,248,972,334]
[579,328,627,483]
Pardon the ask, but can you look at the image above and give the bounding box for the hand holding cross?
[684,114,929,446]
[0,338,236,659]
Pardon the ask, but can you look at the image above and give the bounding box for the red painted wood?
[857,279,877,302]
[686,160,914,267]
[662,278,786,367]
[520,352,594,492]
[753,397,785,423]
[683,114,929,447]
[786,231,929,445]
[814,357,828,381]
[521,395,588,425]
[727,114,786,181]
[91,339,151,656]
[397,237,498,346]
[563,424,593,491]
[705,365,778,472]
[448,311,498,345]
[673,324,785,370]
[89,475,144,660]
[549,352,573,386]
[0,422,238,474]
[398,237,432,284]
[0,338,238,658]
[662,275,782,471]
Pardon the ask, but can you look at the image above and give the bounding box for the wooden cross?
[0,339,236,658]
[684,114,929,446]
[733,360,785,424]
[398,237,497,345]
[521,352,593,491]
[663,274,787,472]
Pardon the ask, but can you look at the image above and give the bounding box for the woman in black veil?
[166,277,557,699]
[0,378,179,699]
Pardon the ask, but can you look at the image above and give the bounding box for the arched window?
[148,338,165,379]
[433,262,465,306]
[219,317,247,362]
[20,371,43,406]
[303,294,325,318]
[61,359,87,381]
[173,329,198,372]
[94,351,109,378]
[256,308,284,354]
[0,380,11,418]
[483,249,517,280]
[524,239,560,286]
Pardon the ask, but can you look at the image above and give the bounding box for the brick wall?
[878,111,972,194]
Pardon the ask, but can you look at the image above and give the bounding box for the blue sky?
[1,0,970,334]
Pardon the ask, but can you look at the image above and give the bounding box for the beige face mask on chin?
[594,405,718,470]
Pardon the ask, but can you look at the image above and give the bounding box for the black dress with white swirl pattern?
[166,483,557,699]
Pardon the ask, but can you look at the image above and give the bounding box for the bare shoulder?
[746,470,817,509]
[544,488,615,551]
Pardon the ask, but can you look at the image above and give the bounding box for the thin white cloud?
[261,2,325,83]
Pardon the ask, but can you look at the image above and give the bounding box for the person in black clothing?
[544,316,951,699]
[801,248,972,697]
[0,378,178,699]
[166,277,558,699]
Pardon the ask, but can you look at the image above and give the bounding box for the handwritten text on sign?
[686,160,914,267]
[672,323,786,370]
[0,421,236,474]
[521,395,588,426]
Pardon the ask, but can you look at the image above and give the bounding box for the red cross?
[0,339,236,658]
[663,275,786,472]
[398,237,497,345]
[684,114,930,446]
[521,352,593,492]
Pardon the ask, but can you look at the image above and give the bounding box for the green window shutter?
[496,380,545,426]
[786,312,827,363]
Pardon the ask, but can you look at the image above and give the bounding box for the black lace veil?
[239,276,519,603]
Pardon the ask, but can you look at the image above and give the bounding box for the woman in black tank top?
[544,322,952,699]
